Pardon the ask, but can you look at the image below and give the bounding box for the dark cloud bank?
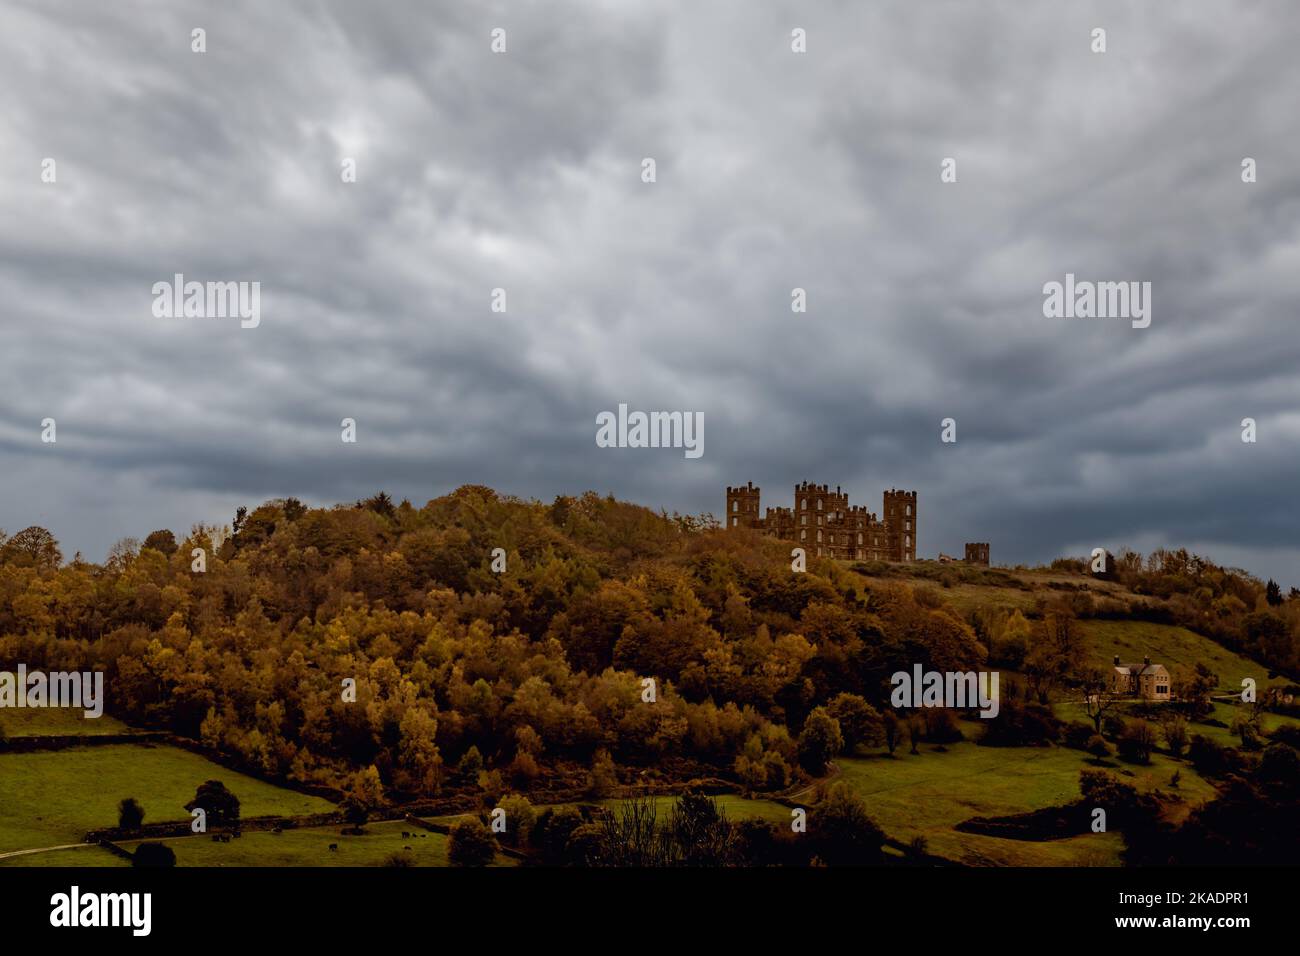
[1,1,1298,585]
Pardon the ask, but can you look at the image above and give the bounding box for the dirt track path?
[0,843,93,860]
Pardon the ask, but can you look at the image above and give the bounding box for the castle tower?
[794,482,833,555]
[964,542,989,566]
[725,482,762,529]
[882,489,917,562]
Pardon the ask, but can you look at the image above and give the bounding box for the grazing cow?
[329,844,338,851]
[404,846,412,851]
[401,831,410,838]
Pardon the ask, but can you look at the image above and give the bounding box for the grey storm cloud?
[1,0,1298,585]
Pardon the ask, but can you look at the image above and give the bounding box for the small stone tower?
[964,542,990,566]
[725,482,762,529]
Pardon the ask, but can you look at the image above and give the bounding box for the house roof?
[1113,662,1169,677]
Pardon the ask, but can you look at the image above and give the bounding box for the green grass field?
[149,819,512,867]
[2,820,516,868]
[867,566,1136,619]
[858,564,1276,693]
[0,707,136,736]
[836,738,1216,866]
[0,845,127,867]
[589,793,794,826]
[1078,619,1273,691]
[0,743,334,853]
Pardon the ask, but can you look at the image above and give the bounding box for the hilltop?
[1,485,1297,866]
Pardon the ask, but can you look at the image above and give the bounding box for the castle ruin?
[724,481,916,562]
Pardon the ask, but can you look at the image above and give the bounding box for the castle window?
[801,515,807,525]
[800,498,806,510]
[905,535,911,548]
[732,501,738,512]
[817,499,823,510]
[817,530,822,542]
[731,517,738,527]
[857,533,863,545]
[906,505,912,516]
[817,515,823,525]
[905,521,911,531]
[800,530,806,540]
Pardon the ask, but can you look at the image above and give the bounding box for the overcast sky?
[1,1,1298,585]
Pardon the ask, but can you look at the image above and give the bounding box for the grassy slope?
[1077,619,1271,691]
[0,845,127,867]
[2,820,515,868]
[0,708,136,736]
[836,567,1281,864]
[0,743,334,853]
[837,738,1215,867]
[862,565,1281,693]
[156,819,514,867]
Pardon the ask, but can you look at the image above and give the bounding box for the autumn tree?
[448,819,497,867]
[1079,667,1118,734]
[809,783,884,866]
[797,707,843,774]
[185,780,240,828]
[0,526,62,570]
[882,710,902,756]
[825,693,883,753]
[117,798,145,831]
[133,843,176,868]
[1163,715,1189,757]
